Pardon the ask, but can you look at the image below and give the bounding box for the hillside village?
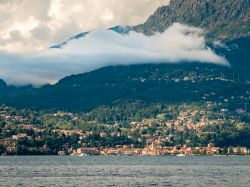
[0,100,249,156]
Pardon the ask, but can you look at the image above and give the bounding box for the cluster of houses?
[0,104,249,156]
[67,143,250,156]
[131,69,242,84]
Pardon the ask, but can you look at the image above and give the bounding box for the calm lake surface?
[0,156,249,187]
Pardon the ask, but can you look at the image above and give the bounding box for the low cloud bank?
[0,23,229,86]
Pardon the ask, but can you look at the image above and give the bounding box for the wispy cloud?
[0,23,229,86]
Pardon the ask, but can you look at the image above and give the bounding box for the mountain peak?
[134,0,250,40]
[50,0,249,49]
[108,25,132,35]
[50,26,132,49]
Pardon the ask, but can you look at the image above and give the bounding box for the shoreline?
[1,154,249,157]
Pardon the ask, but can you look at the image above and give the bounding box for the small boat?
[79,153,87,156]
[176,154,186,157]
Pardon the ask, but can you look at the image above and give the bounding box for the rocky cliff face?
[51,0,249,48]
[134,0,250,40]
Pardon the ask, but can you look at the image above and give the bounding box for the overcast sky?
[0,0,229,86]
[0,0,169,52]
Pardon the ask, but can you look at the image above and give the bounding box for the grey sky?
[0,0,229,86]
[0,0,169,52]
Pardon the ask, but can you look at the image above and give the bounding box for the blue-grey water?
[0,156,249,187]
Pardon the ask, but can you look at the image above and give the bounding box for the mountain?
[0,79,7,89]
[50,32,89,49]
[108,25,132,34]
[134,0,250,40]
[0,62,249,111]
[50,26,132,49]
[0,37,249,111]
[0,79,10,96]
[0,0,249,112]
[51,0,249,49]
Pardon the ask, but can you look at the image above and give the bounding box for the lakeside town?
[0,101,249,156]
[65,143,250,156]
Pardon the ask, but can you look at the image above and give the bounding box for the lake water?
[0,156,249,187]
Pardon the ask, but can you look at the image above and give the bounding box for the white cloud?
[0,23,229,86]
[0,0,169,52]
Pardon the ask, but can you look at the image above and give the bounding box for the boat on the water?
[176,154,186,157]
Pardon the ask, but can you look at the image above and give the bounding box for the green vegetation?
[0,100,249,155]
[0,60,250,111]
